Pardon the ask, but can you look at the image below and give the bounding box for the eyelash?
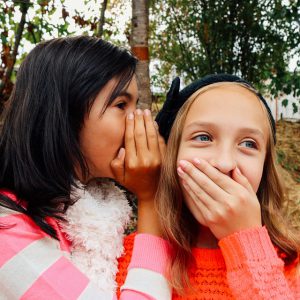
[239,140,258,149]
[116,101,127,110]
[192,134,258,150]
[192,133,212,142]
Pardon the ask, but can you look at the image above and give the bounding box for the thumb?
[111,147,125,184]
[232,167,253,192]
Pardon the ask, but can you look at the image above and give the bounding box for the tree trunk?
[0,0,30,97]
[131,0,151,110]
[97,0,108,38]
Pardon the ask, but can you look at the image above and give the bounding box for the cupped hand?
[111,109,166,201]
[177,158,262,240]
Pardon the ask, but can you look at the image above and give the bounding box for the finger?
[232,167,254,193]
[179,160,228,201]
[181,179,209,227]
[111,147,125,184]
[143,109,160,153]
[177,166,217,211]
[125,112,137,157]
[192,158,240,194]
[134,109,149,155]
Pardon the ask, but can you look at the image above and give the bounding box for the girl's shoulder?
[0,190,70,254]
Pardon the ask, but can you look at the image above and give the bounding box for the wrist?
[137,200,162,236]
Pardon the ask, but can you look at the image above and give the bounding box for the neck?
[196,226,219,249]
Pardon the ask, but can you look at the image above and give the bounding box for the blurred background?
[0,0,299,227]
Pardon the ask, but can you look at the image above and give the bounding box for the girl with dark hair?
[117,74,300,299]
[0,36,171,299]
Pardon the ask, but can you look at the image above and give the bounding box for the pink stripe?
[21,256,89,300]
[46,217,71,252]
[0,190,27,208]
[0,213,48,267]
[129,234,171,275]
[0,190,70,252]
[120,290,155,300]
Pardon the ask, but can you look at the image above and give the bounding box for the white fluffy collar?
[59,179,132,294]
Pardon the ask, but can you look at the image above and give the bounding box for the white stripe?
[0,237,63,299]
[121,268,171,300]
[78,282,114,300]
[0,206,22,217]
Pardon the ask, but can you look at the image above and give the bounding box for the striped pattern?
[121,268,171,300]
[0,196,171,300]
[0,206,101,299]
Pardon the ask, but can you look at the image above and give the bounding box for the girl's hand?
[111,109,166,202]
[177,158,262,240]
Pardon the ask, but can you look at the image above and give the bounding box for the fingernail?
[177,167,185,176]
[118,148,125,158]
[128,112,134,120]
[144,109,151,116]
[236,167,241,175]
[136,109,142,115]
[179,160,188,168]
[193,158,201,164]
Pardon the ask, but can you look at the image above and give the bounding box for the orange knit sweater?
[116,227,299,299]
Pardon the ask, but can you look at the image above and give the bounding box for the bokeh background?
[0,0,299,229]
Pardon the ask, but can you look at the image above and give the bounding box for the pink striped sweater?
[0,191,171,300]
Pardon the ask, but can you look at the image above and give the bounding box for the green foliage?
[0,0,131,110]
[150,0,300,99]
[282,99,289,107]
[292,102,298,114]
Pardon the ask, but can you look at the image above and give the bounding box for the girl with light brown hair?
[117,74,299,299]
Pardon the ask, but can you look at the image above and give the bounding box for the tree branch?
[0,0,30,95]
[97,0,108,38]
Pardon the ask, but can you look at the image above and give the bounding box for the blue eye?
[193,134,211,142]
[240,140,257,149]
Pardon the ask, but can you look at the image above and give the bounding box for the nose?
[208,146,237,177]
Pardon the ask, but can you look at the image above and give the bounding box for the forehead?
[184,84,270,135]
[183,84,270,140]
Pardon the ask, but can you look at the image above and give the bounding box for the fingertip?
[144,109,151,116]
[235,167,242,176]
[127,112,134,120]
[118,147,125,159]
[135,109,142,116]
[232,167,246,183]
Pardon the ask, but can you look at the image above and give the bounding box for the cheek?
[79,115,126,174]
[177,144,213,167]
[240,157,265,193]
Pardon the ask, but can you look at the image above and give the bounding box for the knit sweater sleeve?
[119,233,172,300]
[219,226,300,300]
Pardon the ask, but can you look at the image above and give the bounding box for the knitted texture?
[117,228,300,299]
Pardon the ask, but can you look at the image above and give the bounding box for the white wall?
[265,94,300,121]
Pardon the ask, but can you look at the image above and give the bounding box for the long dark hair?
[0,36,137,237]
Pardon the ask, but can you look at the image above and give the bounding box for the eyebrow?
[115,91,139,104]
[185,121,265,139]
[116,91,134,100]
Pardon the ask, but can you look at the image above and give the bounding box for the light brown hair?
[156,82,300,293]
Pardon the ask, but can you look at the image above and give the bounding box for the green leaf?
[282,99,288,107]
[292,102,298,114]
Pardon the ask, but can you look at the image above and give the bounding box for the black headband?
[155,74,276,144]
